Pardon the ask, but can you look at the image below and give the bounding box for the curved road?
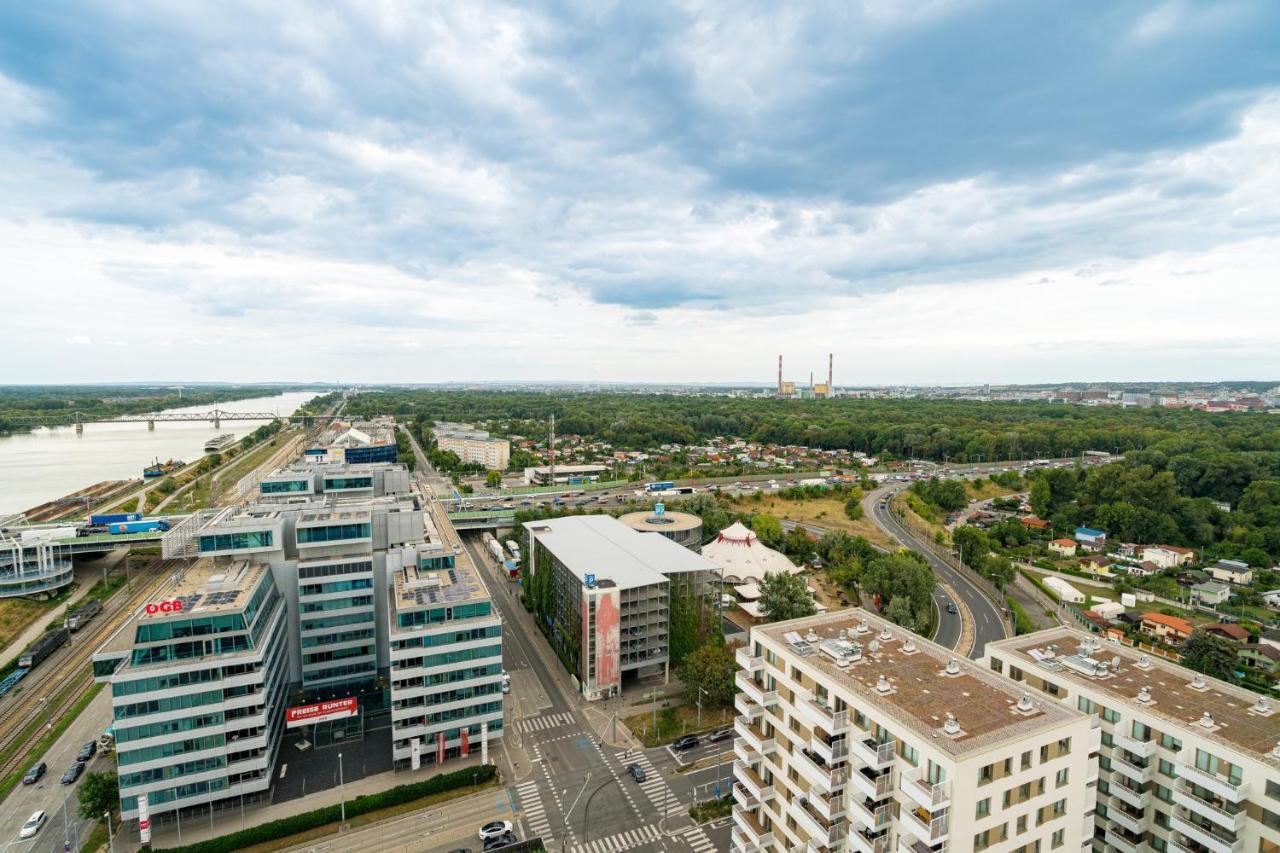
[864,485,1008,658]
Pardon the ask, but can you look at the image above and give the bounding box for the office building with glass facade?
[257,462,412,502]
[92,560,289,821]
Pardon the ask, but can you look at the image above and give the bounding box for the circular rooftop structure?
[701,521,800,585]
[618,508,703,551]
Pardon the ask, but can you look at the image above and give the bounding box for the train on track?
[66,598,102,631]
[18,628,70,670]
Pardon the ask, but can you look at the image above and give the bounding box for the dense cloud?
[1,1,1279,382]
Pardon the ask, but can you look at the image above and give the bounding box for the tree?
[884,595,915,630]
[1180,630,1239,682]
[751,513,784,549]
[758,572,816,623]
[1030,477,1051,518]
[783,528,816,564]
[485,469,503,488]
[78,771,118,821]
[861,552,935,633]
[677,642,737,708]
[844,497,864,520]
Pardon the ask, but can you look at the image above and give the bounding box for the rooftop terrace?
[757,609,1083,757]
[992,626,1280,764]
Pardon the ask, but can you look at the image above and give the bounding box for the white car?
[479,819,514,840]
[20,810,46,839]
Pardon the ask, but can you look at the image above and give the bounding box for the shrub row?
[1005,595,1036,636]
[155,764,497,853]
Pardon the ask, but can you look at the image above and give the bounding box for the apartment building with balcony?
[387,557,504,769]
[431,423,511,471]
[91,559,289,821]
[985,626,1280,853]
[733,609,1093,853]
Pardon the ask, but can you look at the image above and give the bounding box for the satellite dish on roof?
[1111,656,1121,669]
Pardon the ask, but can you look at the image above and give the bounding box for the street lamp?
[105,811,115,853]
[338,752,346,827]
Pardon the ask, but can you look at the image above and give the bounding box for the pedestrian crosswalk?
[567,823,660,853]
[517,710,576,733]
[678,824,717,853]
[515,778,552,839]
[627,753,674,812]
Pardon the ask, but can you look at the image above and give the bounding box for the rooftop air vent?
[1135,655,1152,670]
[838,628,848,641]
[1190,674,1207,690]
[1199,711,1215,729]
[1136,686,1152,704]
[1017,693,1034,713]
[876,674,892,694]
[857,619,869,634]
[946,658,960,675]
[879,625,893,642]
[806,628,819,643]
[902,637,916,653]
[943,712,961,735]
[1254,696,1272,716]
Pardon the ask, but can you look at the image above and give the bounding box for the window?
[980,764,994,785]
[1101,706,1120,723]
[1077,696,1097,714]
[1016,815,1027,835]
[261,479,308,493]
[976,798,991,818]
[1056,768,1069,788]
[1057,737,1071,755]
[1131,722,1150,741]
[1022,750,1033,770]
[991,658,1004,674]
[297,522,371,544]
[1039,744,1049,763]
[323,476,373,490]
[198,530,273,552]
[1051,829,1064,849]
[1155,784,1173,804]
[1268,780,1280,802]
[1159,733,1181,751]
[1158,758,1176,779]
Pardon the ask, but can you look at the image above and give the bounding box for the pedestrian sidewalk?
[144,751,498,849]
[0,550,124,666]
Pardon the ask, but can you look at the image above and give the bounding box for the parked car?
[22,761,46,785]
[478,820,514,841]
[708,728,733,743]
[19,811,46,839]
[672,734,699,751]
[628,763,646,782]
[76,740,98,762]
[484,835,517,851]
[60,762,85,785]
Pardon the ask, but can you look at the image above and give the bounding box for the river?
[0,391,322,515]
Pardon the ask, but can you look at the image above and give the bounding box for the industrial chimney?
[828,353,833,396]
[777,354,782,395]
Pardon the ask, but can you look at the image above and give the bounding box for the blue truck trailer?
[90,512,142,526]
[109,519,170,535]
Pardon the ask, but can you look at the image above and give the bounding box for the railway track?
[0,557,183,781]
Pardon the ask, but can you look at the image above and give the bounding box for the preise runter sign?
[285,697,358,728]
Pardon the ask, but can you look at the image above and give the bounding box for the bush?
[1006,595,1035,635]
[154,765,497,853]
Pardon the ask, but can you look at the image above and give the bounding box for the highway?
[864,484,1008,658]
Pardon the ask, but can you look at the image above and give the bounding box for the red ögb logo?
[145,600,184,615]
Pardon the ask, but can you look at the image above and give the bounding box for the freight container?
[89,513,142,527]
[109,519,170,535]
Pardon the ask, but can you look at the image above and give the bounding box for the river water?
[0,391,321,515]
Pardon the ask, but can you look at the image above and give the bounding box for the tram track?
[0,557,183,781]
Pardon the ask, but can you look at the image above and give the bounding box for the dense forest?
[0,385,312,436]
[346,390,1280,464]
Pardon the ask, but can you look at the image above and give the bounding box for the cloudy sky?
[2,1,1279,385]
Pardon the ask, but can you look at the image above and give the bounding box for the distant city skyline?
[2,3,1279,383]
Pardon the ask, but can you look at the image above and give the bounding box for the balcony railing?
[1104,826,1141,853]
[734,716,777,756]
[1112,731,1157,758]
[735,693,763,722]
[902,807,949,844]
[733,737,760,766]
[1176,760,1250,803]
[900,770,951,810]
[847,827,892,853]
[849,765,894,801]
[1171,811,1243,853]
[795,798,847,847]
[1109,754,1154,783]
[732,781,758,810]
[1107,801,1147,835]
[798,694,851,735]
[736,647,764,672]
[794,747,849,793]
[733,809,774,848]
[847,796,892,832]
[733,759,775,802]
[849,736,895,769]
[1173,783,1247,832]
[735,671,778,707]
[1108,778,1152,810]
[810,733,850,765]
[730,826,759,853]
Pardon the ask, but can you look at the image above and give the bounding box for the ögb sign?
[144,600,184,615]
[286,697,358,728]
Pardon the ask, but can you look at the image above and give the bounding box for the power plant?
[775,353,834,398]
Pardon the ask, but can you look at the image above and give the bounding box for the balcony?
[794,747,849,793]
[736,647,764,673]
[734,737,760,765]
[849,735,895,770]
[735,693,763,722]
[1108,778,1152,810]
[1107,801,1147,835]
[1173,783,1247,833]
[1110,754,1155,784]
[848,827,892,853]
[900,769,951,811]
[1112,731,1158,759]
[736,671,778,707]
[730,826,759,853]
[735,717,777,756]
[795,798,847,848]
[797,694,851,736]
[849,764,894,801]
[733,759,776,803]
[1176,760,1250,803]
[1088,719,1102,754]
[1171,811,1244,853]
[732,782,758,811]
[1104,825,1143,853]
[808,785,846,823]
[902,806,950,845]
[810,733,850,765]
[733,809,774,849]
[847,796,892,833]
